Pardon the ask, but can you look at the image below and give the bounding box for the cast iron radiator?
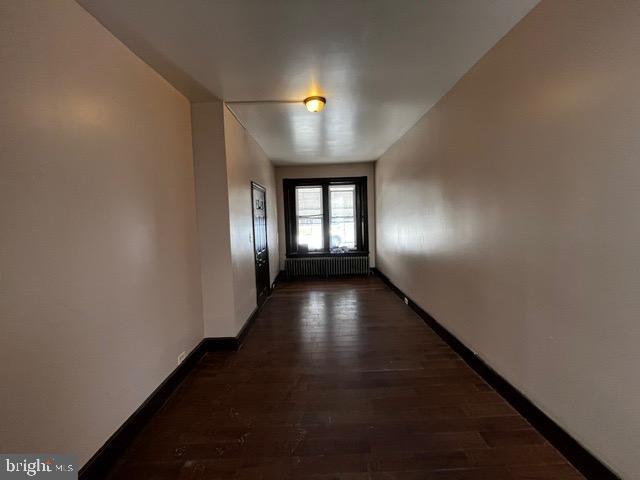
[285,255,369,277]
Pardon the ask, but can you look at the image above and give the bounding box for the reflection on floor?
[108,276,583,479]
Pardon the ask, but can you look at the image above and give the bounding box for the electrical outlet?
[177,351,186,365]
[404,297,409,305]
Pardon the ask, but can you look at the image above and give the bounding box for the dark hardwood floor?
[108,276,583,479]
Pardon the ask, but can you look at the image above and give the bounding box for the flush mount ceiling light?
[303,96,326,113]
[225,96,327,114]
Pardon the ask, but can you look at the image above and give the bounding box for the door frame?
[250,181,270,304]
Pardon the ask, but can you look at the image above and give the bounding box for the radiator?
[285,255,369,277]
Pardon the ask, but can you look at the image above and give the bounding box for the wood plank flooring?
[107,276,583,479]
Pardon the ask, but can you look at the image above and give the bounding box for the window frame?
[283,176,368,257]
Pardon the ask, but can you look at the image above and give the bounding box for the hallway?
[108,277,582,479]
[3,2,638,476]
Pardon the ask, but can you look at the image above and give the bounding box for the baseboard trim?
[371,268,619,480]
[201,336,237,351]
[272,270,285,289]
[80,304,264,479]
[78,338,207,479]
[236,304,260,348]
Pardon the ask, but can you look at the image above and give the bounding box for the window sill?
[286,251,369,258]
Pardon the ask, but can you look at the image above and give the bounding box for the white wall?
[224,107,279,333]
[375,1,640,477]
[192,102,236,337]
[0,0,203,467]
[192,104,280,337]
[275,162,376,269]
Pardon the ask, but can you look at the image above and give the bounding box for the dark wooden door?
[251,182,270,306]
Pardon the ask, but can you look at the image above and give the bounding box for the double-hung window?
[329,184,356,250]
[283,177,368,256]
[295,186,324,251]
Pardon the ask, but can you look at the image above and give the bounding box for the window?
[283,177,368,256]
[295,186,323,251]
[329,184,355,250]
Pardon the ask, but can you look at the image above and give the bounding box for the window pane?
[329,184,356,250]
[296,186,323,251]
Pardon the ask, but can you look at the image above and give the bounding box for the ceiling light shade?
[304,96,326,112]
